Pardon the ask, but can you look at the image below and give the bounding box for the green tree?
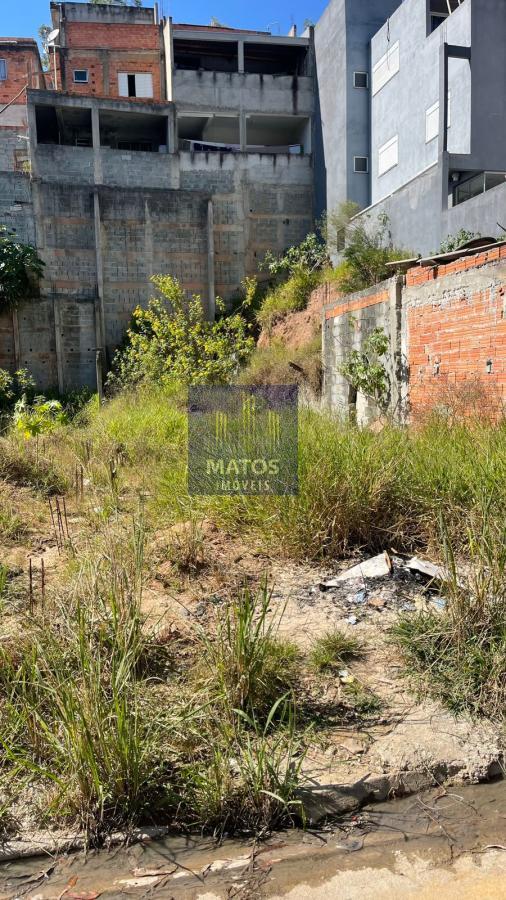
[38,25,51,71]
[110,275,254,387]
[0,227,45,311]
[338,326,390,410]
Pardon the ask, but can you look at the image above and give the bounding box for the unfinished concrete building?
[0,2,313,390]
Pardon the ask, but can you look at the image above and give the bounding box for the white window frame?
[353,71,369,89]
[118,72,153,99]
[425,100,439,143]
[0,59,7,81]
[425,92,451,143]
[372,40,399,95]
[73,69,89,84]
[353,155,369,174]
[378,134,398,176]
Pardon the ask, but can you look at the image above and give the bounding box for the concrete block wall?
[322,278,402,423]
[322,247,506,422]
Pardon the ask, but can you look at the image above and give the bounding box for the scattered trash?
[405,556,447,584]
[431,597,446,611]
[367,596,386,609]
[320,552,392,589]
[338,669,355,684]
[350,588,367,605]
[346,614,357,625]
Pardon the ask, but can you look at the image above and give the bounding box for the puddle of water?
[1,780,505,899]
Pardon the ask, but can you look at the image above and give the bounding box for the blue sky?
[2,0,328,44]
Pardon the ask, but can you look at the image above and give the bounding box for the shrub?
[261,232,327,278]
[324,211,411,295]
[256,270,320,332]
[439,229,481,254]
[110,275,254,388]
[0,226,45,311]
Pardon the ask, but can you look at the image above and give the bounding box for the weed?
[198,581,299,716]
[309,629,363,672]
[0,437,65,494]
[165,518,207,573]
[343,681,382,716]
[238,336,322,394]
[256,270,319,332]
[392,498,506,718]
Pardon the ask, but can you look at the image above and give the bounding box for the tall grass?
[392,497,506,718]
[48,386,506,560]
[0,520,307,841]
[197,581,299,715]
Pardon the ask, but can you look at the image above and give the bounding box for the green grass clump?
[256,270,319,332]
[310,629,363,672]
[198,581,299,716]
[0,437,65,494]
[238,336,322,394]
[392,501,506,719]
[68,385,506,561]
[0,523,307,842]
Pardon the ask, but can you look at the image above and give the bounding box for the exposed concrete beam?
[172,29,309,47]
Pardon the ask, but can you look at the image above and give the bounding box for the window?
[378,134,398,175]
[0,59,6,81]
[425,92,451,143]
[73,69,89,84]
[372,41,399,95]
[118,73,153,99]
[425,100,439,143]
[354,71,368,89]
[354,156,369,173]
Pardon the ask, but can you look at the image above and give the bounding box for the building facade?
[0,3,314,390]
[316,0,506,254]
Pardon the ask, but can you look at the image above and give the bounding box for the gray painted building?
[316,0,506,254]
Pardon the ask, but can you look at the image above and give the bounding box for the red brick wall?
[324,288,390,321]
[0,45,45,106]
[65,22,159,51]
[406,250,506,416]
[61,50,162,100]
[59,21,162,100]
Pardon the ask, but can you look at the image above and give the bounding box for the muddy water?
[2,781,506,899]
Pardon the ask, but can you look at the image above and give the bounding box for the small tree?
[0,227,45,311]
[339,326,390,411]
[110,275,254,388]
[327,211,411,294]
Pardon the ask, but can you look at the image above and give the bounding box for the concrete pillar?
[12,307,20,370]
[26,101,38,178]
[167,106,176,153]
[207,199,216,321]
[53,296,65,394]
[240,112,247,152]
[93,190,106,360]
[91,106,102,185]
[238,40,244,74]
